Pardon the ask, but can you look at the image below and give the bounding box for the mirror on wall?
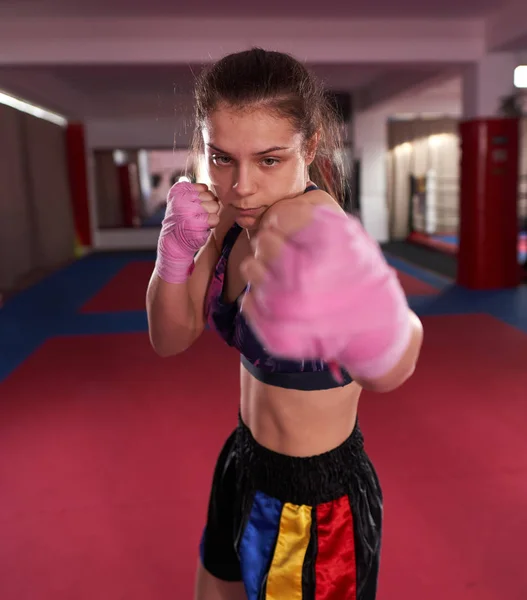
[92,147,197,230]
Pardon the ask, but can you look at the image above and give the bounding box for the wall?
[85,115,193,150]
[0,104,33,291]
[0,103,75,293]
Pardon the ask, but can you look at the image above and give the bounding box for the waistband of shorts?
[234,414,368,506]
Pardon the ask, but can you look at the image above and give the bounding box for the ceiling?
[0,63,449,119]
[0,0,507,19]
[0,0,478,119]
[49,64,388,96]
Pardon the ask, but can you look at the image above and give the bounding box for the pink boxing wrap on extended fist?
[244,205,412,380]
[154,182,211,284]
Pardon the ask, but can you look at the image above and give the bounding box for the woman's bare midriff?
[239,364,362,457]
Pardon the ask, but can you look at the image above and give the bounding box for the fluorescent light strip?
[0,90,67,126]
[514,66,527,89]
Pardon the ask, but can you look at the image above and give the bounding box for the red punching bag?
[457,117,520,290]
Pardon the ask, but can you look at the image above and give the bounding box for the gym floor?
[1,249,526,599]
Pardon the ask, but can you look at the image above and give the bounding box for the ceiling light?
[0,90,67,126]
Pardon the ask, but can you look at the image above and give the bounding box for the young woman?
[147,48,423,600]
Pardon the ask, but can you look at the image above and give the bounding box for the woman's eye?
[262,157,279,167]
[212,155,232,166]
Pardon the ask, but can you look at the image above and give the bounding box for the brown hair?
[191,47,347,205]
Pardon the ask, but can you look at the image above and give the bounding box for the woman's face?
[201,105,314,230]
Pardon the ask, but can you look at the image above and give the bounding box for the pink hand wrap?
[154,182,211,284]
[245,205,412,380]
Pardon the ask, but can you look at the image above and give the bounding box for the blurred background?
[1,2,527,289]
[1,2,527,599]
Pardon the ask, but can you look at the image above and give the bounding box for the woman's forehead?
[202,106,302,153]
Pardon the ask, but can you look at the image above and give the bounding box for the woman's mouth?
[234,206,263,216]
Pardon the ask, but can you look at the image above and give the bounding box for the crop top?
[205,186,353,391]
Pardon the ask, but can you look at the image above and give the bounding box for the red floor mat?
[395,270,438,295]
[1,316,526,598]
[359,314,527,600]
[0,330,240,600]
[81,261,155,313]
[408,231,457,254]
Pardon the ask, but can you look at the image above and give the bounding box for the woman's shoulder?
[303,188,341,211]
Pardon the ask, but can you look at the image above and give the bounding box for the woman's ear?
[305,131,320,165]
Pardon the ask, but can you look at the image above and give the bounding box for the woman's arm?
[243,189,424,391]
[147,209,234,357]
[146,235,220,357]
[351,310,423,393]
[298,189,425,392]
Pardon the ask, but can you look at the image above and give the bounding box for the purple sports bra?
[205,185,352,390]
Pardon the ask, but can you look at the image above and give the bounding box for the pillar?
[353,108,389,242]
[65,122,92,250]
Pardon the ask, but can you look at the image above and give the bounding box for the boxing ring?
[407,172,527,266]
